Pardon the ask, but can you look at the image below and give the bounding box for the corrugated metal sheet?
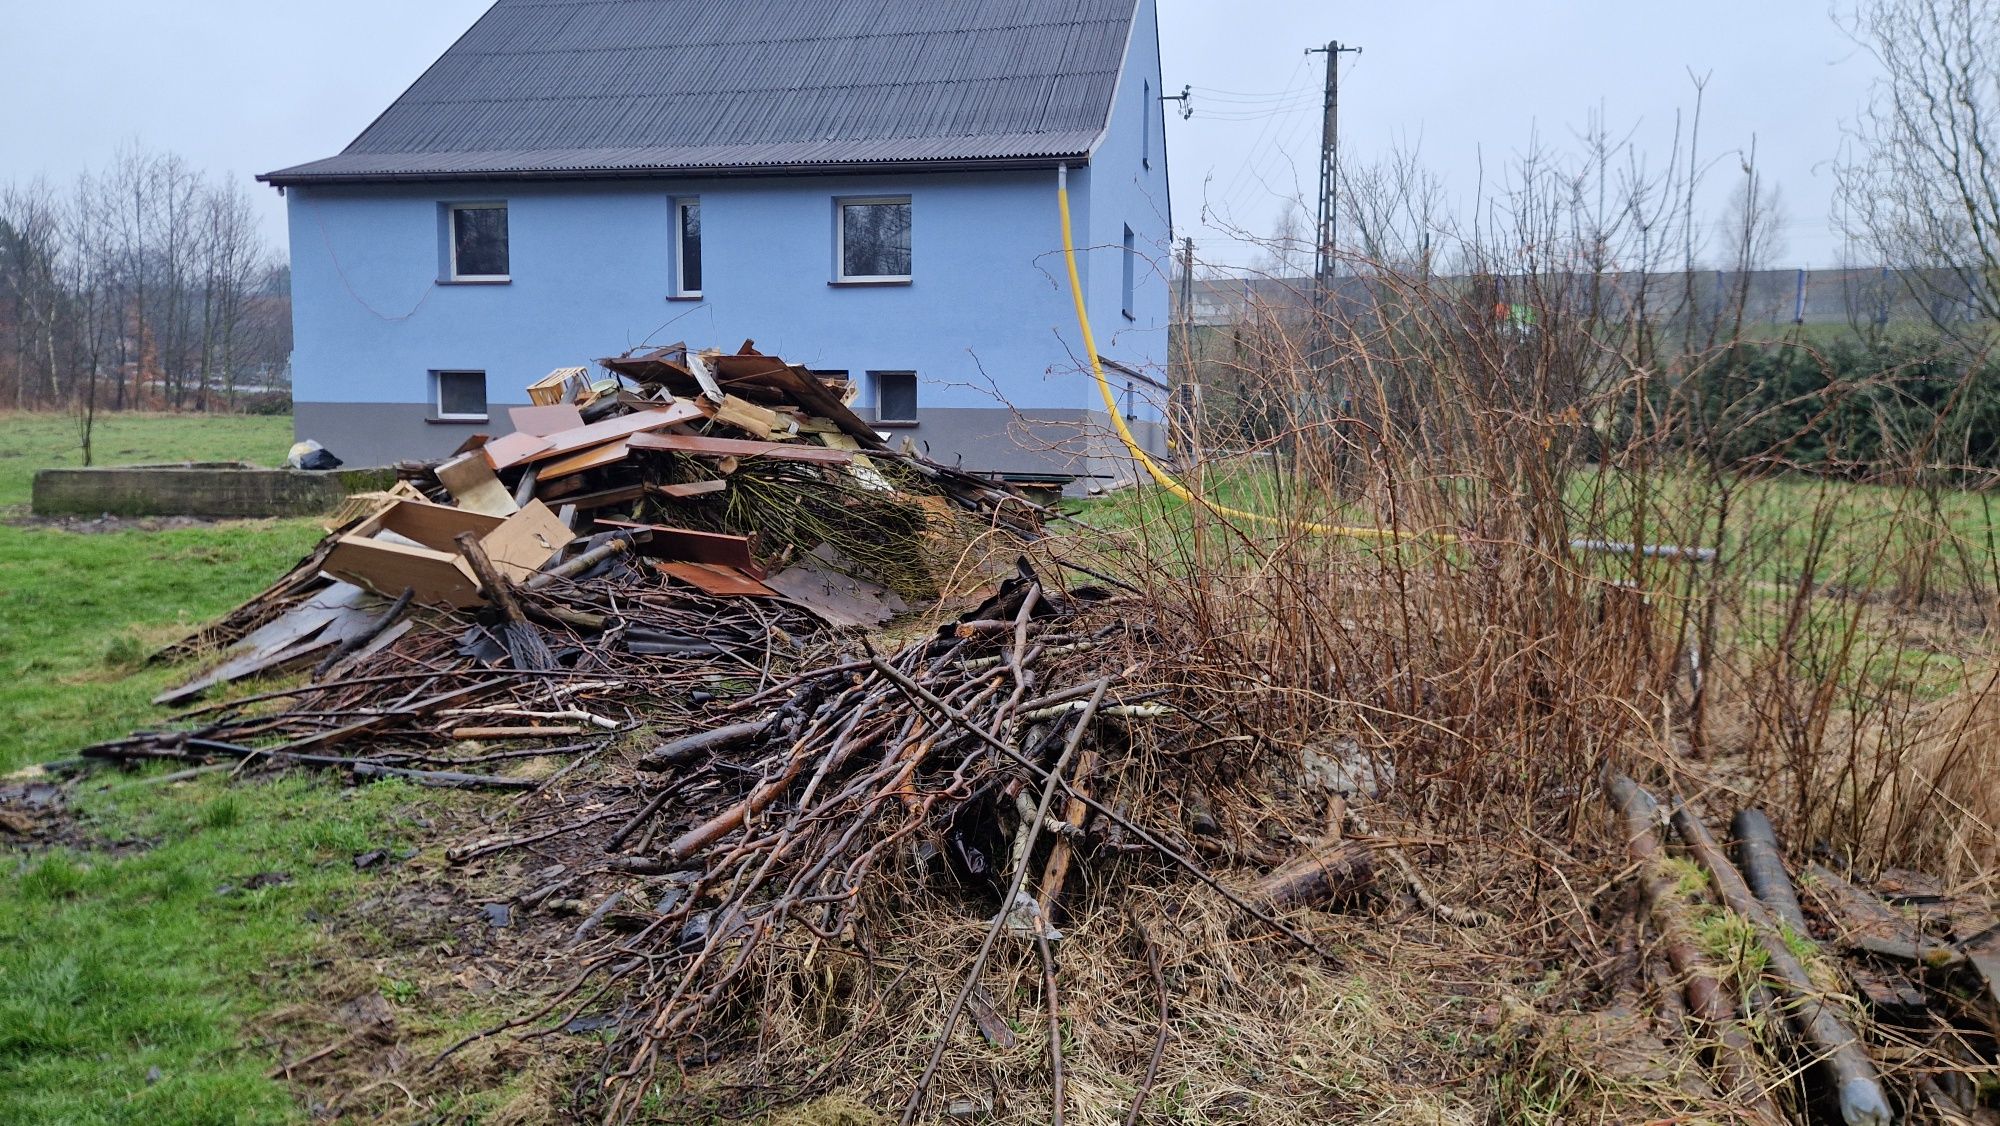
[262,0,1137,184]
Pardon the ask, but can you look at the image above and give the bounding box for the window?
[447,203,509,281]
[1121,225,1137,320]
[837,197,911,282]
[873,371,917,424]
[674,198,702,296]
[434,370,488,421]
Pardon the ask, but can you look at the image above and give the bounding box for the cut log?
[1730,810,1810,933]
[1252,840,1375,910]
[1608,777,1785,1126]
[639,721,766,772]
[1669,800,1892,1126]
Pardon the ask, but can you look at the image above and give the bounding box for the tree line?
[0,144,290,423]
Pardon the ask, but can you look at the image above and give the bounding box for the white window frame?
[873,370,918,424]
[835,196,913,283]
[433,369,489,421]
[447,202,510,283]
[673,197,702,298]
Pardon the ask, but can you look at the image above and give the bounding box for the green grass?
[0,777,425,1125]
[0,410,295,517]
[0,411,430,1124]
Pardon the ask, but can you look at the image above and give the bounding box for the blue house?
[260,0,1171,487]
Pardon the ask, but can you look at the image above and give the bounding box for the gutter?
[258,154,1093,189]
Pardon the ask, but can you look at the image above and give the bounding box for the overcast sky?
[1,0,1874,270]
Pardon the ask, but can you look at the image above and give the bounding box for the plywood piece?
[656,561,776,597]
[508,403,586,436]
[517,403,705,466]
[625,431,852,465]
[326,536,483,607]
[481,499,571,575]
[323,498,572,608]
[436,452,520,516]
[652,479,727,499]
[595,520,758,571]
[482,430,555,471]
[537,439,633,481]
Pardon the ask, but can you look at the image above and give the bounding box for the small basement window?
[433,370,488,421]
[837,197,911,282]
[447,202,509,281]
[674,198,702,297]
[873,371,917,424]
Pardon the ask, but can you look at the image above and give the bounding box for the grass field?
[0,411,425,1125]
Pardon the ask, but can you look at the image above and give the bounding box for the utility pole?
[1176,237,1196,456]
[1305,40,1361,382]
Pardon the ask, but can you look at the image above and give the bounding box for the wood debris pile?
[1613,775,2000,1124]
[82,342,1046,784]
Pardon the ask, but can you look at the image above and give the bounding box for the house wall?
[284,5,1170,486]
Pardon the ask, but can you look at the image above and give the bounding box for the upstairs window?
[448,203,509,281]
[837,197,911,282]
[433,370,488,421]
[873,370,917,424]
[1121,225,1137,320]
[674,198,702,297]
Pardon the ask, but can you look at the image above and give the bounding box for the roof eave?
[257,153,1093,188]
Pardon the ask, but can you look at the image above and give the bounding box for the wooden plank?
[508,403,586,436]
[625,431,852,465]
[651,479,727,499]
[697,393,792,438]
[374,497,507,550]
[656,561,776,597]
[595,520,758,571]
[536,439,633,481]
[436,452,520,516]
[482,430,555,471]
[517,403,704,466]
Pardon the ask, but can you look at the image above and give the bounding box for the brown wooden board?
[436,451,520,516]
[537,439,633,481]
[324,498,572,608]
[514,402,704,467]
[652,479,728,499]
[481,430,555,471]
[656,561,776,597]
[625,431,852,465]
[595,519,758,571]
[508,403,586,436]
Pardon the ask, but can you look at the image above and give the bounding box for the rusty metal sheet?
[765,560,903,628]
[655,562,776,597]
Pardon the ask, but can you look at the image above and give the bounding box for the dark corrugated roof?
[262,0,1139,185]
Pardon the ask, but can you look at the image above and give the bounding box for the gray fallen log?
[638,721,766,771]
[1670,800,1892,1126]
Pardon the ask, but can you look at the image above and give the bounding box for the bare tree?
[1837,0,2000,334]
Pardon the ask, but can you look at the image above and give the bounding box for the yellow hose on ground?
[1055,164,1427,543]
